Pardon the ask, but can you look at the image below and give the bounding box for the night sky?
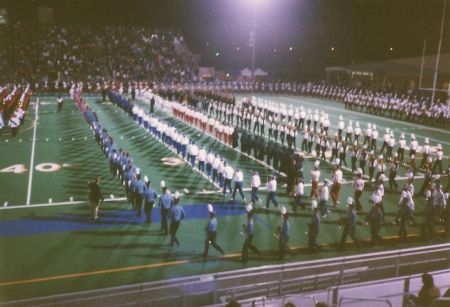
[4,0,450,79]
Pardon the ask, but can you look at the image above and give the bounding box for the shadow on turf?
[26,214,143,226]
[72,229,161,236]
[85,242,169,250]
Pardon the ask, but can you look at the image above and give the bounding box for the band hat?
[347,196,354,206]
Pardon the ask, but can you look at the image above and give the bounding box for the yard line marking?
[153,135,221,190]
[26,99,39,206]
[0,259,191,287]
[0,197,128,210]
[0,229,444,288]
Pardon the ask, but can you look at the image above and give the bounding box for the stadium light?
[249,0,263,5]
[247,0,267,82]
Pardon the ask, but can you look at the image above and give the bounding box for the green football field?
[0,94,448,302]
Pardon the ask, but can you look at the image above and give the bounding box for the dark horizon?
[3,0,449,80]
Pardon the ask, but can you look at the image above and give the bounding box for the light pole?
[250,0,257,82]
[431,0,447,104]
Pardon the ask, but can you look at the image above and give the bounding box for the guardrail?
[321,269,450,307]
[2,243,450,307]
[339,296,393,307]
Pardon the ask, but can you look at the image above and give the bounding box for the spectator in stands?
[0,23,195,85]
[408,273,441,306]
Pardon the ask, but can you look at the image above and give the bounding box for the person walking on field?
[241,204,260,262]
[203,204,225,258]
[88,176,104,221]
[169,192,185,247]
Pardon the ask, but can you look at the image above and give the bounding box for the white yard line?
[0,197,127,210]
[26,99,39,205]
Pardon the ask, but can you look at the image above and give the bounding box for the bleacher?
[0,23,196,84]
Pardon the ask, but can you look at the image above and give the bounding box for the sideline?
[0,230,444,288]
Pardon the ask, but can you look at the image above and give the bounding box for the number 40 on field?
[0,163,71,174]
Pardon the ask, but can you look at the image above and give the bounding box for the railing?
[2,243,449,307]
[323,269,450,307]
[338,296,393,307]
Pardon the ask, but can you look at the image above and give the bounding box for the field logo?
[161,157,184,166]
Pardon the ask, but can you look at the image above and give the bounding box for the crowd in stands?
[0,22,195,85]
